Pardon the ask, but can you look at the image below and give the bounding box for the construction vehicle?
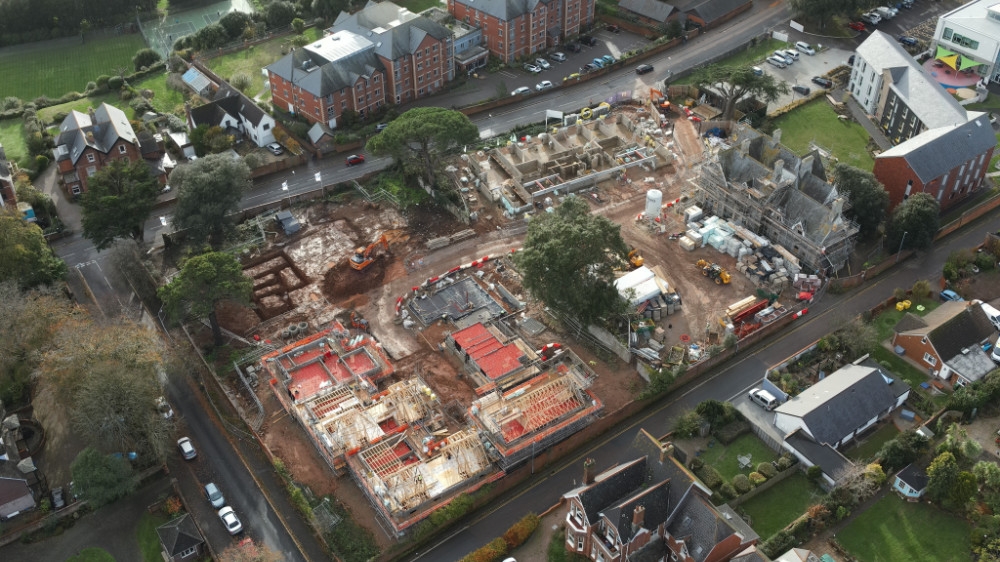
[696,259,731,285]
[649,88,672,114]
[349,311,370,332]
[628,248,645,268]
[350,234,388,271]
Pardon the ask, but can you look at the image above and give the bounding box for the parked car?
[591,58,604,68]
[811,76,833,88]
[902,0,914,8]
[749,388,778,411]
[897,36,918,46]
[782,49,800,61]
[847,21,867,32]
[535,80,554,91]
[875,6,897,19]
[218,506,243,535]
[848,54,856,66]
[265,142,283,156]
[861,12,881,25]
[635,64,654,75]
[773,50,794,64]
[204,483,225,509]
[940,289,965,302]
[155,396,173,420]
[766,56,787,69]
[345,154,365,166]
[565,42,581,53]
[177,437,197,460]
[601,54,616,65]
[375,123,389,132]
[511,86,531,96]
[792,85,811,95]
[580,35,597,46]
[535,58,551,70]
[581,63,597,73]
[523,63,541,73]
[751,66,764,76]
[795,41,816,55]
[550,51,567,62]
[51,487,65,509]
[606,24,620,33]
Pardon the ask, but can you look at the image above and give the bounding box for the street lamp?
[895,231,908,263]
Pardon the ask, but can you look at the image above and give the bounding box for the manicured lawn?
[37,92,120,125]
[838,493,971,562]
[204,27,322,99]
[772,99,875,170]
[844,423,899,462]
[871,346,949,408]
[137,512,169,562]
[672,39,785,85]
[0,34,147,100]
[872,298,939,340]
[396,0,445,13]
[697,433,777,481]
[0,118,30,169]
[66,547,116,562]
[36,71,185,124]
[739,472,824,539]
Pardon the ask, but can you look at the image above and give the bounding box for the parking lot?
[758,44,853,107]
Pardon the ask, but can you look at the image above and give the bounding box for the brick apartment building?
[447,0,595,63]
[267,1,454,127]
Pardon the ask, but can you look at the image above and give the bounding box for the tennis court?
[139,0,252,57]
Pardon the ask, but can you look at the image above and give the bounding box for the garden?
[203,26,322,100]
[738,472,824,540]
[771,98,875,170]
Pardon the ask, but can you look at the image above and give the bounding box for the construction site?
[205,89,840,545]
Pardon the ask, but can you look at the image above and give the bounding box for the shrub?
[129,97,154,115]
[975,251,996,271]
[1,96,21,111]
[760,529,796,559]
[807,465,824,482]
[718,482,737,500]
[757,462,776,478]
[694,464,723,489]
[689,456,705,471]
[460,537,508,562]
[108,76,124,91]
[732,474,752,494]
[712,420,749,444]
[911,279,932,299]
[96,75,111,88]
[34,154,49,171]
[673,411,704,438]
[133,48,162,71]
[502,512,539,550]
[776,453,796,471]
[230,71,253,93]
[749,471,767,485]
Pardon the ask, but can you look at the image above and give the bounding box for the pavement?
[0,476,173,562]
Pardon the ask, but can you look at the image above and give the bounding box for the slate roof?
[55,103,138,165]
[266,31,382,98]
[577,457,648,523]
[190,91,269,130]
[732,546,771,562]
[877,112,995,183]
[666,492,756,562]
[628,536,672,562]
[156,513,204,557]
[619,0,677,22]
[0,475,31,509]
[893,312,929,334]
[895,463,929,492]
[785,429,851,479]
[331,1,452,62]
[451,0,551,21]
[308,122,336,144]
[685,0,751,23]
[928,303,996,361]
[776,363,910,447]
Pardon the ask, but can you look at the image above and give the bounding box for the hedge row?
[460,512,540,562]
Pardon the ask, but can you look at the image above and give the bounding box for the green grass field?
[696,433,778,481]
[872,298,939,340]
[672,39,785,85]
[844,423,899,462]
[0,118,30,169]
[739,472,824,539]
[137,512,169,562]
[66,548,116,562]
[36,71,185,124]
[838,494,970,562]
[0,34,147,100]
[773,99,875,170]
[204,27,322,99]
[395,0,445,13]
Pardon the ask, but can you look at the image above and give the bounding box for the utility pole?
[895,231,908,263]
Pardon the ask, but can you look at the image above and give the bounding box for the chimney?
[772,128,782,145]
[659,442,673,463]
[184,101,193,128]
[799,154,814,179]
[773,159,785,182]
[829,196,845,220]
[632,505,646,533]
[583,458,596,485]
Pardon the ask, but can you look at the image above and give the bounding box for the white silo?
[644,189,662,221]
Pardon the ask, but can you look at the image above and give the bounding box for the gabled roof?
[619,0,676,22]
[928,302,996,360]
[267,31,382,98]
[190,91,270,130]
[450,0,546,21]
[331,1,452,61]
[685,0,751,23]
[578,457,648,523]
[897,300,967,335]
[55,103,138,165]
[785,429,850,479]
[895,463,929,491]
[156,513,204,556]
[877,112,995,182]
[666,492,756,562]
[308,122,336,144]
[775,363,910,446]
[0,474,31,508]
[893,312,929,333]
[775,547,821,562]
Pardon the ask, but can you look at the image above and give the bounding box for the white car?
[766,56,787,69]
[177,437,196,460]
[265,142,283,155]
[536,80,554,91]
[218,506,243,534]
[550,52,567,62]
[535,58,551,70]
[511,86,531,96]
[523,63,541,73]
[795,41,815,55]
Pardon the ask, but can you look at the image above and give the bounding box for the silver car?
[204,483,225,508]
[177,437,197,460]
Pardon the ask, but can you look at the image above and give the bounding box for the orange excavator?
[650,88,672,114]
[350,234,389,271]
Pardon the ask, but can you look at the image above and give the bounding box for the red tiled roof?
[476,344,524,380]
[452,323,524,380]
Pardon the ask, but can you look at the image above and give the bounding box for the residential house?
[873,111,995,213]
[775,359,910,485]
[186,89,276,148]
[53,103,167,195]
[618,0,678,26]
[447,0,595,63]
[892,463,929,500]
[615,0,753,30]
[890,300,997,386]
[425,7,489,72]
[156,513,205,561]
[932,0,1000,84]
[267,2,454,127]
[849,31,970,144]
[774,548,822,562]
[0,143,15,209]
[562,429,758,562]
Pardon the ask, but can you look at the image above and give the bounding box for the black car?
[580,35,597,47]
[811,76,833,88]
[565,42,581,53]
[581,63,597,73]
[897,36,918,47]
[635,64,654,75]
[792,85,811,96]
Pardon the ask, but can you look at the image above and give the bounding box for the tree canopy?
[158,252,253,345]
[81,159,160,250]
[70,447,136,508]
[832,163,889,240]
[366,107,479,189]
[692,64,789,120]
[787,0,875,30]
[171,153,250,248]
[0,208,67,288]
[886,192,939,251]
[514,196,629,323]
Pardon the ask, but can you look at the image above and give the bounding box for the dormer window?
[87,153,95,163]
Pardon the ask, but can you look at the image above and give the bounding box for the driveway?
[0,476,172,562]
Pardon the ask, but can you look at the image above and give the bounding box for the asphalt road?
[408,210,1000,561]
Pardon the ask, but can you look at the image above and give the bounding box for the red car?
[346,154,365,166]
[847,21,866,32]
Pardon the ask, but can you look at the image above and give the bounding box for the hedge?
[732,473,752,494]
[502,512,539,550]
[712,420,749,445]
[694,464,723,489]
[757,462,776,479]
[749,471,766,486]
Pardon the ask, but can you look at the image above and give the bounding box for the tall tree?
[787,0,875,30]
[0,208,67,288]
[927,451,960,505]
[171,153,250,248]
[692,64,789,120]
[219,540,284,562]
[70,447,136,507]
[158,252,253,346]
[832,163,889,239]
[0,281,73,407]
[514,196,629,323]
[310,0,349,22]
[81,159,160,249]
[366,107,479,189]
[886,192,940,251]
[937,422,983,462]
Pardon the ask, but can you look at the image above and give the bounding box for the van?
[766,56,787,69]
[749,388,778,411]
[782,49,800,61]
[876,6,897,19]
[981,302,1000,331]
[795,41,815,55]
